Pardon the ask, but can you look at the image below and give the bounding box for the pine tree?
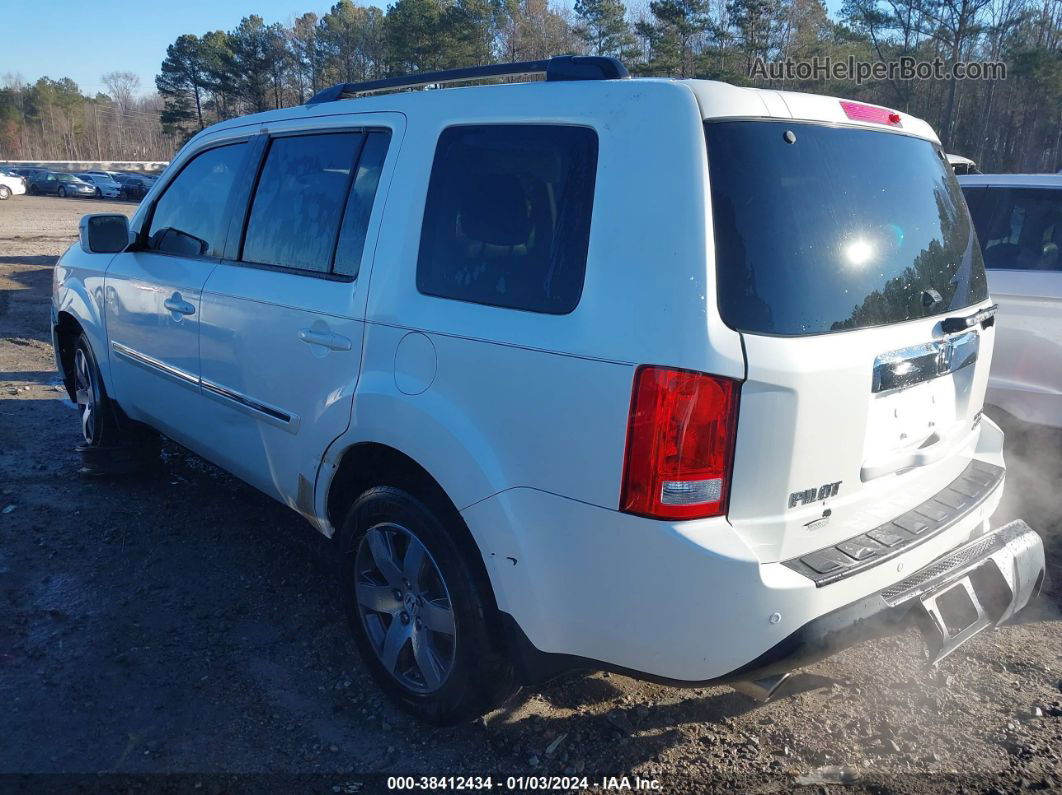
[574,0,637,58]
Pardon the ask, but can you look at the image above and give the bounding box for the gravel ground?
[1,194,1060,793]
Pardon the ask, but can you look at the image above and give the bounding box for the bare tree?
[102,70,142,111]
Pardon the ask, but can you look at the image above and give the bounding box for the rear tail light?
[620,366,740,520]
[840,100,902,127]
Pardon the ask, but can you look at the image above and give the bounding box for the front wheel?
[71,333,158,475]
[58,186,66,198]
[338,487,516,725]
[0,185,10,200]
[94,187,102,198]
[73,334,118,447]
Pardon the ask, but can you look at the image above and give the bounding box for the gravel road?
[1,194,1060,793]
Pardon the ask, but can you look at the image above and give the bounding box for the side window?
[147,142,247,259]
[978,188,1062,272]
[334,131,391,278]
[416,124,599,314]
[242,132,365,274]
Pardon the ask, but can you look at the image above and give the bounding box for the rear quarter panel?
[320,80,746,528]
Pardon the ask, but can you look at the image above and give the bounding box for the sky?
[2,0,387,97]
[6,0,845,98]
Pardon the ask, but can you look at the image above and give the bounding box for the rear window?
[706,121,988,336]
[963,186,1062,272]
[417,124,598,315]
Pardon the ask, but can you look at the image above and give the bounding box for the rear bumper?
[465,420,1034,683]
[724,519,1044,681]
[501,519,1044,687]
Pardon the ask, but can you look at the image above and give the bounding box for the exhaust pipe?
[731,672,792,702]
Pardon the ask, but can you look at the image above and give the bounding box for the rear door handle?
[298,328,352,351]
[164,293,195,316]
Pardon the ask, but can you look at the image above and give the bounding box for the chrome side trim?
[872,330,979,393]
[111,340,299,433]
[201,377,301,434]
[111,341,199,389]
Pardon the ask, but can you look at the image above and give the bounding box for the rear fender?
[315,368,506,538]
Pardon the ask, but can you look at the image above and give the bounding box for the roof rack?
[305,55,629,105]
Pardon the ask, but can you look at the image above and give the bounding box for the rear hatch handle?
[940,304,998,334]
[861,425,973,481]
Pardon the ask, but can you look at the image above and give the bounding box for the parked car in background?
[961,174,1062,428]
[29,172,98,198]
[0,170,27,199]
[948,153,980,175]
[113,173,154,200]
[54,57,1044,724]
[11,166,48,182]
[76,172,122,199]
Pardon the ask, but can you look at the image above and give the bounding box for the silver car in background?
[76,173,122,199]
[960,173,1062,428]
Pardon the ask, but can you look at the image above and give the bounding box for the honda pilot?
[52,56,1045,724]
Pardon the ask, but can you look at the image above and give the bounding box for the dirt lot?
[1,193,1060,792]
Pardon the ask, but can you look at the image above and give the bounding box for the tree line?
[1,0,1059,171]
[0,72,177,162]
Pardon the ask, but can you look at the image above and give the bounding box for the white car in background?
[77,172,122,199]
[948,153,980,175]
[960,174,1062,428]
[0,170,27,200]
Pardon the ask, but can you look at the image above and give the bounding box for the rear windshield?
[706,120,987,336]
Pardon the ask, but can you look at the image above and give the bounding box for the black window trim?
[229,126,391,284]
[415,121,600,316]
[136,135,255,264]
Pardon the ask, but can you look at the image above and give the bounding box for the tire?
[338,486,516,725]
[29,184,38,195]
[58,186,66,198]
[95,187,102,198]
[72,333,119,448]
[0,185,10,200]
[71,332,159,475]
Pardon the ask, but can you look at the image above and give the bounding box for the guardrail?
[0,160,169,175]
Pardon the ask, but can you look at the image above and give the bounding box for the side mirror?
[79,214,130,254]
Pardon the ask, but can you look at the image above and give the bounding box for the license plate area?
[864,378,959,461]
[864,331,981,466]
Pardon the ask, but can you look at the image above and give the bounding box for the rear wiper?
[941,304,998,334]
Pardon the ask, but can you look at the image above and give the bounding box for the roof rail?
[305,55,629,105]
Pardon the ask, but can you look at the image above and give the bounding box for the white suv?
[52,56,1045,724]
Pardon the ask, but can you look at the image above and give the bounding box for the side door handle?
[164,293,196,316]
[297,328,352,351]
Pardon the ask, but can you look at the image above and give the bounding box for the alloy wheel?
[354,522,456,693]
[73,347,98,444]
